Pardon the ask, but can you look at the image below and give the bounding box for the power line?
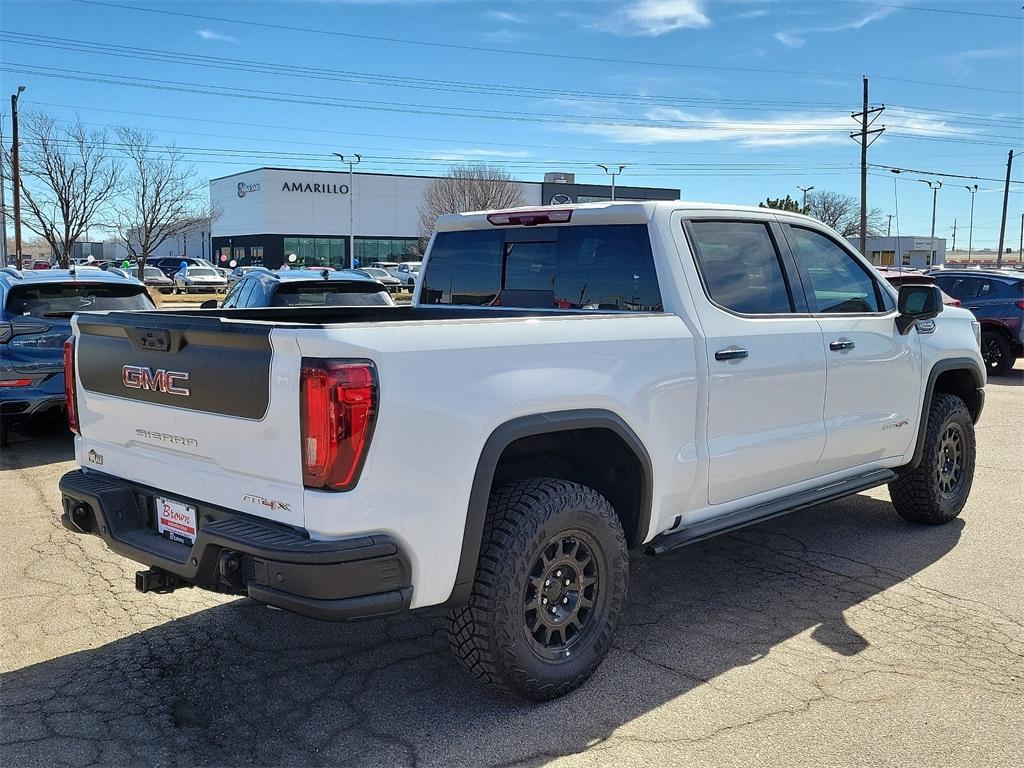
[5,31,1017,132]
[870,164,1024,185]
[9,64,1022,147]
[72,0,1023,96]
[0,30,854,116]
[829,0,1022,20]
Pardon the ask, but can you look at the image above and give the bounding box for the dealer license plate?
[156,496,198,546]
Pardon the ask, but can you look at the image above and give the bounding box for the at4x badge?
[242,494,292,512]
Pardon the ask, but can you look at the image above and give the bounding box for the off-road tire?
[447,478,628,701]
[889,393,975,525]
[981,330,1014,377]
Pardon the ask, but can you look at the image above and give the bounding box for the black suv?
[206,269,395,309]
[931,269,1023,376]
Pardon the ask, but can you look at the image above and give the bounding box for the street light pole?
[886,214,893,237]
[11,85,26,265]
[333,152,361,268]
[597,164,626,201]
[797,185,814,214]
[964,184,978,263]
[891,169,902,271]
[917,179,942,267]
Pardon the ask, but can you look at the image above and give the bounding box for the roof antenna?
[321,269,330,281]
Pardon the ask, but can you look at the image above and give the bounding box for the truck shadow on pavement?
[6,494,1010,768]
[0,421,75,469]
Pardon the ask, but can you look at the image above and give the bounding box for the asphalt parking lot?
[1,365,1021,768]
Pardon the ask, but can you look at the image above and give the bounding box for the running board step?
[646,469,897,556]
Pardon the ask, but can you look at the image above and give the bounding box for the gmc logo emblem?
[122,365,191,397]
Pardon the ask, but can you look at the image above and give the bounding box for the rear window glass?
[186,268,218,277]
[271,283,392,307]
[420,224,662,311]
[6,283,154,316]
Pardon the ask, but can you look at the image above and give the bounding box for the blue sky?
[2,0,1022,248]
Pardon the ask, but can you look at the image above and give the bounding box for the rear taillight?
[300,360,377,490]
[949,299,961,307]
[63,338,80,435]
[0,379,32,387]
[1016,301,1024,310]
[487,209,572,226]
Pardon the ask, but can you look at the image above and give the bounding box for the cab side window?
[688,220,794,314]
[238,279,261,308]
[787,226,886,313]
[222,280,245,308]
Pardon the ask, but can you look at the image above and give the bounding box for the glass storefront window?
[354,238,418,265]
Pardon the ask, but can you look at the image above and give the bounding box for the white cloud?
[197,29,238,43]
[946,47,1021,77]
[485,10,527,24]
[774,7,894,49]
[613,0,712,37]
[568,107,964,149]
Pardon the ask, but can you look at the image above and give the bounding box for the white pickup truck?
[59,202,985,700]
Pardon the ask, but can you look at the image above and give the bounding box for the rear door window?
[420,224,662,311]
[687,220,794,314]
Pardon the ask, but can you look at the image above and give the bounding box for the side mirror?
[199,299,219,309]
[896,283,942,335]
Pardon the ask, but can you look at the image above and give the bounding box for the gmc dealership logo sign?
[281,181,350,195]
[237,182,260,198]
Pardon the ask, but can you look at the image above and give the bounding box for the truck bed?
[116,304,627,326]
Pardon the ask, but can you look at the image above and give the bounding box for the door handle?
[829,339,856,351]
[715,348,748,361]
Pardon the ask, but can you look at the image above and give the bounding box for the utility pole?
[0,119,7,266]
[965,184,978,262]
[333,152,361,268]
[798,185,814,214]
[1019,212,1023,264]
[886,214,893,237]
[951,219,957,252]
[11,85,26,265]
[597,164,626,201]
[850,77,885,257]
[995,149,1014,269]
[917,180,942,267]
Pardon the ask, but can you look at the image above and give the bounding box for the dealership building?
[210,168,680,269]
[847,235,947,270]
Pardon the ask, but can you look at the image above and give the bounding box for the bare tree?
[5,112,120,267]
[417,164,525,251]
[806,190,884,238]
[116,127,210,274]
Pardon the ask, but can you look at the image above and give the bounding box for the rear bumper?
[58,469,413,621]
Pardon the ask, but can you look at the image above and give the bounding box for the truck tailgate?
[72,312,305,527]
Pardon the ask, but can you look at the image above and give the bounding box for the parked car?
[368,261,401,272]
[59,202,986,700]
[172,266,228,293]
[225,265,269,289]
[124,265,175,294]
[391,261,421,286]
[875,268,960,307]
[0,266,153,446]
[204,268,395,309]
[353,267,403,293]
[148,256,217,278]
[930,269,1023,375]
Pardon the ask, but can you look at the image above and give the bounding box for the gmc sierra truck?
[59,202,985,700]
